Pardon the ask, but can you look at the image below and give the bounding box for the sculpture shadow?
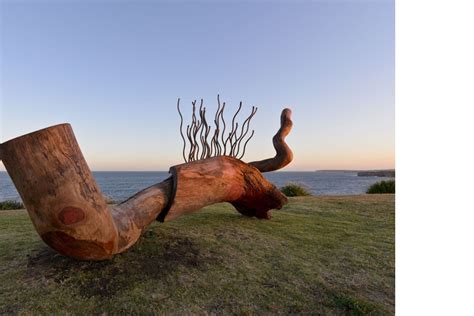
[25,230,219,298]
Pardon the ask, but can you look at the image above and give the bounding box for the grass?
[0,200,24,210]
[103,195,118,205]
[280,182,312,197]
[0,195,394,314]
[367,180,396,194]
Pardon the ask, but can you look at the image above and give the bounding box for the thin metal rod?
[239,129,255,160]
[177,96,257,162]
[176,98,187,162]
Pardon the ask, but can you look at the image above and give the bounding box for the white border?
[397,0,474,314]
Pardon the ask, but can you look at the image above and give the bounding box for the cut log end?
[1,107,294,260]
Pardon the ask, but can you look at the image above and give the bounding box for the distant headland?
[316,169,395,177]
[357,170,395,177]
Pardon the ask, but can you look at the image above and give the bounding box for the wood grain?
[162,156,286,222]
[0,108,293,260]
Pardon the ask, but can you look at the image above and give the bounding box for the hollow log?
[0,109,293,260]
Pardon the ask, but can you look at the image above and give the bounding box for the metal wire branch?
[177,96,257,162]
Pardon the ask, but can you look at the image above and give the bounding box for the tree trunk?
[1,124,119,260]
[0,108,292,260]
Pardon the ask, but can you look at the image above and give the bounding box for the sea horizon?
[0,169,396,173]
[1,170,394,202]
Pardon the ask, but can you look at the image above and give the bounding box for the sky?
[0,0,394,171]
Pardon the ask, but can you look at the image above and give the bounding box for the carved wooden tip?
[249,108,293,172]
[281,108,292,121]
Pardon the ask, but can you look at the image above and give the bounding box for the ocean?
[0,171,392,203]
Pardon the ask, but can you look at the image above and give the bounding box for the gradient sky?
[0,0,394,171]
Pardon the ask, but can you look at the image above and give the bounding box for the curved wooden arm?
[249,108,293,172]
[0,122,288,260]
[160,157,286,222]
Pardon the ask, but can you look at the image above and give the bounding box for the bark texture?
[1,124,119,260]
[160,157,286,222]
[0,108,293,260]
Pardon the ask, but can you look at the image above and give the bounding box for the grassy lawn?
[0,195,394,315]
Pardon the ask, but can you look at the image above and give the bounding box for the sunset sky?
[0,1,394,171]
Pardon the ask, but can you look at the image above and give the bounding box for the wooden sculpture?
[0,97,293,260]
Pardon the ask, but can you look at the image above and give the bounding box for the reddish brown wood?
[1,124,119,260]
[250,108,293,172]
[162,156,286,222]
[0,124,175,259]
[0,108,293,260]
